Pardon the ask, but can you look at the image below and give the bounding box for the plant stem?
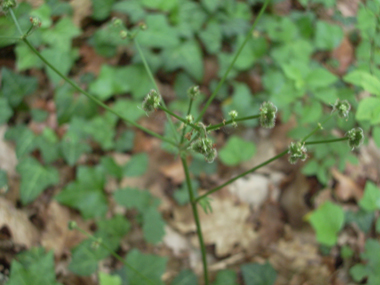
[196,0,270,122]
[9,9,177,147]
[73,225,156,285]
[134,39,179,143]
[180,99,194,144]
[181,156,209,285]
[305,137,349,145]
[195,150,288,203]
[301,115,332,143]
[158,105,201,132]
[206,114,260,131]
[9,9,23,35]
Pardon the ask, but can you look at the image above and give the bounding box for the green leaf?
[115,130,135,152]
[89,65,131,100]
[340,245,354,259]
[125,249,167,285]
[0,169,8,194]
[84,113,117,150]
[123,64,153,99]
[55,166,108,219]
[100,156,123,179]
[42,17,81,51]
[113,187,159,212]
[15,44,44,70]
[302,159,319,176]
[306,201,344,246]
[345,209,374,233]
[241,262,277,285]
[17,157,59,205]
[198,20,222,54]
[356,97,380,124]
[60,132,91,166]
[35,128,61,164]
[373,127,380,148]
[357,5,376,40]
[112,0,146,23]
[4,125,37,158]
[343,70,380,96]
[350,239,380,284]
[31,109,49,122]
[1,67,38,107]
[7,247,60,285]
[69,215,130,276]
[234,35,267,71]
[219,136,256,166]
[30,4,52,28]
[142,207,165,244]
[171,269,198,285]
[376,217,380,234]
[305,68,338,89]
[162,40,204,81]
[123,153,149,177]
[314,21,343,50]
[141,0,178,11]
[91,0,116,20]
[137,14,179,48]
[201,0,220,13]
[112,99,146,122]
[173,180,199,205]
[0,97,13,125]
[212,269,237,285]
[99,272,122,285]
[359,181,380,212]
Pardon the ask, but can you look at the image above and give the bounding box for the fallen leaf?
[337,0,360,17]
[331,37,354,75]
[0,126,17,176]
[70,0,92,27]
[159,159,185,185]
[332,168,362,201]
[163,225,191,257]
[0,197,39,248]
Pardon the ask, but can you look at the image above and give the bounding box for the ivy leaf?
[142,207,165,244]
[358,182,380,212]
[0,97,13,125]
[112,99,146,122]
[306,201,344,246]
[198,20,222,54]
[84,113,117,150]
[305,68,338,89]
[69,215,130,276]
[113,187,159,212]
[356,97,380,125]
[219,136,256,166]
[17,157,59,205]
[123,153,149,177]
[4,125,37,158]
[373,126,380,148]
[91,0,116,20]
[60,131,91,166]
[125,249,167,285]
[345,209,374,233]
[314,21,343,50]
[112,0,146,23]
[212,269,237,285]
[344,70,380,96]
[15,44,44,70]
[55,166,108,219]
[241,262,277,285]
[1,67,38,107]
[123,64,153,99]
[100,156,123,180]
[35,128,61,164]
[42,17,81,51]
[115,130,135,152]
[162,40,204,82]
[7,247,61,285]
[350,239,380,284]
[173,180,199,205]
[171,269,198,285]
[99,272,122,285]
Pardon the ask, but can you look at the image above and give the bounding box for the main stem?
[196,0,270,122]
[181,156,209,284]
[9,9,177,148]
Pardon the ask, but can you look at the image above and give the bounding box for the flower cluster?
[189,137,217,163]
[288,141,308,164]
[1,0,16,12]
[30,16,41,27]
[228,110,238,128]
[346,128,364,150]
[260,101,277,129]
[187,85,200,99]
[333,99,351,118]
[142,89,161,113]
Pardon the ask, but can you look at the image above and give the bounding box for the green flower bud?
[228,110,238,119]
[186,114,194,124]
[333,99,351,118]
[120,30,128,39]
[1,0,17,12]
[29,16,41,27]
[142,89,161,113]
[189,137,217,163]
[91,238,102,250]
[260,101,277,129]
[68,221,77,230]
[187,85,200,99]
[288,141,308,164]
[346,128,364,150]
[112,17,122,27]
[139,23,147,30]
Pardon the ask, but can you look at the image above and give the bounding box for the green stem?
[305,137,349,145]
[0,36,21,40]
[9,9,23,36]
[301,115,332,143]
[158,105,201,132]
[206,114,260,131]
[73,226,155,285]
[18,38,176,147]
[195,150,288,203]
[195,0,270,122]
[180,99,194,144]
[181,156,209,285]
[134,38,179,143]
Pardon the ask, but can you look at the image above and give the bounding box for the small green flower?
[1,0,17,12]
[228,110,238,128]
[288,141,308,164]
[189,137,217,163]
[333,99,351,118]
[112,17,122,27]
[346,128,364,150]
[68,221,77,230]
[187,85,200,99]
[119,30,128,39]
[142,89,161,113]
[91,237,102,250]
[29,17,41,27]
[186,114,194,124]
[260,101,277,129]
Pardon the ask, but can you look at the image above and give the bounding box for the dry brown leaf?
[0,126,17,177]
[41,201,86,256]
[159,159,185,185]
[70,0,92,27]
[331,168,362,201]
[0,198,39,248]
[163,225,191,257]
[331,37,354,75]
[337,0,360,17]
[173,197,257,257]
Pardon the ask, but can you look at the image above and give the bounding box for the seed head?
[346,128,364,150]
[260,101,277,129]
[288,141,308,164]
[142,89,161,113]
